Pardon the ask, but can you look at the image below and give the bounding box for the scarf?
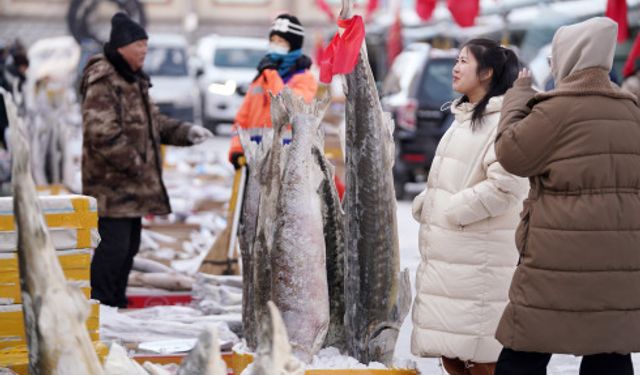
[269,49,303,80]
[103,42,149,84]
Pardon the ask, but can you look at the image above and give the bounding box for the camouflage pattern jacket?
[80,54,193,218]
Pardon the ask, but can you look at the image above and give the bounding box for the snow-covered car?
[195,35,268,134]
[145,33,198,123]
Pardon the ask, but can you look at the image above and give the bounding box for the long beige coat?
[411,96,528,363]
[495,17,640,355]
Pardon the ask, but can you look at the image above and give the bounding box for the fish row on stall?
[236,0,410,365]
[3,94,235,375]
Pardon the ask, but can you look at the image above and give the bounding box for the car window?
[214,48,265,68]
[145,47,188,77]
[417,58,456,106]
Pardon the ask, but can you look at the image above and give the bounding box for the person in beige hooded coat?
[494,17,640,375]
[411,39,529,375]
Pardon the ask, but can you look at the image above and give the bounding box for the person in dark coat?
[80,13,213,307]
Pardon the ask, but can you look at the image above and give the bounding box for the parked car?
[195,35,268,134]
[145,33,198,123]
[382,45,458,199]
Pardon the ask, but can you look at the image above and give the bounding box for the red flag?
[416,0,437,21]
[316,0,336,22]
[319,16,366,84]
[386,11,403,68]
[623,33,640,77]
[606,0,629,42]
[314,34,325,66]
[366,0,379,21]
[447,0,479,28]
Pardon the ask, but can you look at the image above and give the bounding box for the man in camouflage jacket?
[80,13,212,307]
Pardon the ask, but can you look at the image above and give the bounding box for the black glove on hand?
[230,152,245,169]
[257,55,281,75]
[294,55,312,71]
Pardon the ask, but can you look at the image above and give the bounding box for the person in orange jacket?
[228,14,317,166]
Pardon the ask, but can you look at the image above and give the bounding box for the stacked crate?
[0,194,100,350]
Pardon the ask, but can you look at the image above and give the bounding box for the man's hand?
[187,126,213,144]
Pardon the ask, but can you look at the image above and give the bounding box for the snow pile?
[307,347,387,370]
[235,345,417,371]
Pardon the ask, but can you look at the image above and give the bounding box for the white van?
[145,33,198,123]
[195,35,268,134]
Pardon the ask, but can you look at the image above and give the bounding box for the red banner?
[319,16,366,84]
[447,0,479,28]
[387,12,403,68]
[416,0,437,21]
[623,33,640,77]
[606,0,629,42]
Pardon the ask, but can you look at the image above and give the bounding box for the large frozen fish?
[271,88,331,363]
[313,147,346,350]
[338,0,412,365]
[238,128,273,350]
[251,301,304,375]
[251,93,290,349]
[5,94,104,374]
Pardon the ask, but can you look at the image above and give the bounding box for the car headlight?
[208,80,237,96]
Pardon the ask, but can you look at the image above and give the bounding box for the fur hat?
[269,14,304,51]
[109,12,148,49]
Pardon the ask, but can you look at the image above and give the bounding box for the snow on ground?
[394,198,640,374]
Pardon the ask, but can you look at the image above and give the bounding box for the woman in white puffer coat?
[410,39,529,375]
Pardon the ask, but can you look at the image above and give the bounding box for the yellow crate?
[0,340,108,374]
[0,283,91,305]
[0,250,92,304]
[0,302,99,341]
[0,195,97,231]
[0,195,99,251]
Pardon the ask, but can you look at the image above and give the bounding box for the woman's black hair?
[457,38,520,130]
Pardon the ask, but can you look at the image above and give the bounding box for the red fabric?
[386,12,403,68]
[623,33,640,77]
[314,36,325,66]
[366,0,379,21]
[319,16,366,84]
[333,174,345,201]
[416,0,437,21]
[606,0,629,42]
[316,0,335,22]
[447,0,479,27]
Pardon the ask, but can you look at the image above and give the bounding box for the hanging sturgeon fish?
[251,94,290,346]
[271,88,331,363]
[5,94,105,374]
[337,0,412,365]
[238,128,273,350]
[314,147,346,350]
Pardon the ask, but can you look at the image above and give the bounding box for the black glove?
[294,55,312,71]
[257,55,281,75]
[230,152,245,169]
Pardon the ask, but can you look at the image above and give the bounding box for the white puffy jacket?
[410,96,529,363]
